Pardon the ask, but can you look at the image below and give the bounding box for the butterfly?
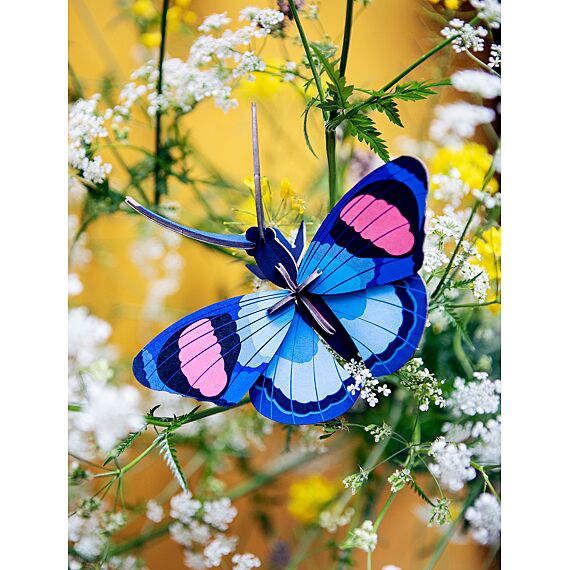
[126,104,428,425]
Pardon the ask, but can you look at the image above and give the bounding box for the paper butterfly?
[127,104,428,425]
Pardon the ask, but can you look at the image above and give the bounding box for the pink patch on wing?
[340,194,414,255]
[178,318,227,397]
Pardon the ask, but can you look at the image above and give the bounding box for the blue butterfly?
[126,105,428,425]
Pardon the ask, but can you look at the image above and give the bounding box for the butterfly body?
[128,155,429,425]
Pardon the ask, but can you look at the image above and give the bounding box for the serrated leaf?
[103,430,143,466]
[390,79,450,101]
[374,98,403,127]
[160,432,188,492]
[311,44,354,106]
[346,114,390,162]
[407,479,435,507]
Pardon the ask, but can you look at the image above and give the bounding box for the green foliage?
[345,114,390,162]
[159,431,189,493]
[104,430,144,466]
[407,478,435,507]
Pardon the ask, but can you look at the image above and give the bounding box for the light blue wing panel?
[132,290,295,406]
[249,312,358,425]
[297,157,428,295]
[323,275,427,376]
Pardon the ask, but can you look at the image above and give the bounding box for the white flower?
[398,358,446,411]
[448,374,501,416]
[319,506,355,533]
[146,500,164,523]
[429,498,452,527]
[184,551,209,570]
[460,261,490,302]
[202,498,237,531]
[68,307,112,367]
[232,51,266,79]
[452,70,501,99]
[428,438,476,492]
[489,44,501,68]
[198,12,231,32]
[239,8,284,34]
[470,0,501,29]
[231,553,261,570]
[441,19,488,53]
[382,566,402,570]
[465,493,500,544]
[364,422,392,443]
[344,359,389,407]
[430,103,495,147]
[388,468,412,492]
[471,418,501,464]
[74,383,145,451]
[203,534,238,567]
[344,520,377,553]
[423,246,449,274]
[171,492,201,525]
[343,467,369,495]
[68,273,83,296]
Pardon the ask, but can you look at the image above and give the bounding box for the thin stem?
[465,49,501,78]
[154,0,170,206]
[339,0,354,77]
[325,130,337,210]
[472,462,501,503]
[367,492,397,570]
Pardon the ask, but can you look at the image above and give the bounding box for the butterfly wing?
[249,311,358,424]
[133,290,295,406]
[298,156,428,295]
[322,275,427,377]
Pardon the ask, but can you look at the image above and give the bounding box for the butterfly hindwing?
[249,311,358,424]
[322,274,427,377]
[298,156,428,295]
[133,290,295,406]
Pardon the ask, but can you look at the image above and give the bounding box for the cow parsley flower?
[465,493,501,544]
[430,103,495,147]
[74,383,145,452]
[470,0,501,29]
[452,70,501,99]
[398,358,446,411]
[428,438,476,492]
[441,19,488,53]
[239,8,285,34]
[471,418,501,464]
[170,492,201,525]
[388,468,412,492]
[146,500,164,523]
[198,12,231,32]
[341,520,377,553]
[203,534,238,567]
[342,467,369,495]
[460,261,490,302]
[232,553,261,570]
[429,497,452,527]
[203,498,238,531]
[364,422,392,443]
[319,506,355,533]
[233,51,266,79]
[489,44,501,68]
[448,373,501,416]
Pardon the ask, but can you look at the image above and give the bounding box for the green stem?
[325,130,337,210]
[154,0,170,206]
[472,462,501,503]
[339,0,354,77]
[372,491,396,532]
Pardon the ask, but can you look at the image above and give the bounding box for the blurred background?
[69,1,497,568]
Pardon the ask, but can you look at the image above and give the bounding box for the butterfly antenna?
[251,102,266,243]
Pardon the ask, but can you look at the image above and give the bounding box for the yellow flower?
[429,0,462,9]
[182,11,197,25]
[291,197,306,215]
[243,176,271,201]
[430,143,498,194]
[175,0,191,7]
[238,58,288,99]
[288,475,338,524]
[280,178,295,200]
[141,32,162,48]
[132,0,157,20]
[478,227,501,281]
[167,6,182,31]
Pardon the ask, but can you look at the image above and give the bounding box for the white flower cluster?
[429,497,452,527]
[432,168,471,208]
[169,491,254,569]
[68,307,112,368]
[116,8,281,119]
[489,44,501,68]
[451,70,501,99]
[319,506,355,533]
[388,468,412,492]
[345,359,391,407]
[460,260,490,301]
[398,358,446,412]
[465,493,501,544]
[448,372,501,417]
[470,0,501,29]
[364,422,392,443]
[68,95,112,183]
[342,467,370,495]
[146,500,164,523]
[441,19,488,53]
[428,437,476,492]
[430,102,495,147]
[342,520,378,553]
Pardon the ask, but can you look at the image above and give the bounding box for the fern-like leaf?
[408,479,435,507]
[103,429,143,466]
[160,432,188,492]
[346,114,390,162]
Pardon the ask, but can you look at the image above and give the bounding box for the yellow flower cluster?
[429,0,462,9]
[430,143,498,194]
[288,474,338,524]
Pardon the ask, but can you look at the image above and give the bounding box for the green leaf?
[389,79,451,102]
[408,479,435,507]
[442,306,475,351]
[374,98,403,127]
[302,97,319,158]
[311,44,354,106]
[346,114,390,162]
[159,432,188,492]
[103,430,143,466]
